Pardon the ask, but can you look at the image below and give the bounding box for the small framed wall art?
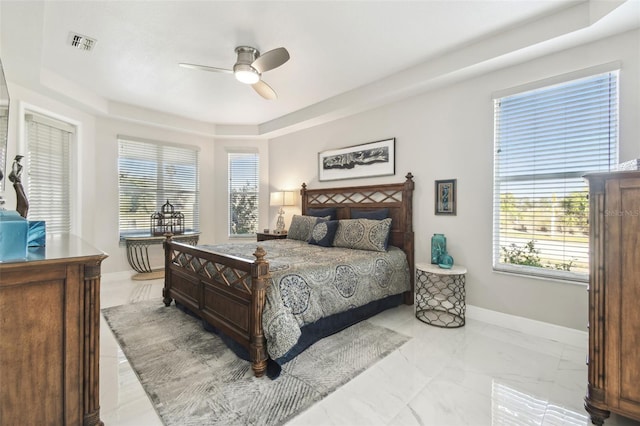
[435,179,456,215]
[318,138,395,181]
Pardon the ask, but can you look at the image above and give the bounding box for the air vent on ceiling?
[67,32,96,51]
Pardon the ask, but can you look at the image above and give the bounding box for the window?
[25,113,74,234]
[228,152,259,236]
[493,71,618,282]
[118,137,199,238]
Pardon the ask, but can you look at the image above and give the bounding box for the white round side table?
[415,262,467,328]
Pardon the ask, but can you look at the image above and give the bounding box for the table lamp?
[270,190,295,234]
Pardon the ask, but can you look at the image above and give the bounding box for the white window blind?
[118,137,199,238]
[228,152,259,236]
[26,113,73,234]
[493,71,618,282]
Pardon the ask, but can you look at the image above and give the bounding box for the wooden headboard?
[300,172,415,304]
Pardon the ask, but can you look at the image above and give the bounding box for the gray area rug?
[102,300,410,425]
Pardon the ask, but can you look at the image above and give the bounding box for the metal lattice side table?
[415,262,467,328]
[124,233,199,279]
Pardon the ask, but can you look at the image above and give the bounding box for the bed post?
[300,182,308,215]
[162,233,174,307]
[403,173,415,305]
[250,246,271,377]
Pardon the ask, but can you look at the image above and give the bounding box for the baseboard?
[466,304,587,348]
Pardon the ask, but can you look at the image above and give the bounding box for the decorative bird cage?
[150,200,184,236]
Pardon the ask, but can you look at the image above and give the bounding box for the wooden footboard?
[162,236,271,377]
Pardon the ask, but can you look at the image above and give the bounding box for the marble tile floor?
[99,274,639,426]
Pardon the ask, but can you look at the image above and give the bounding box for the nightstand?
[256,232,288,242]
[415,262,467,328]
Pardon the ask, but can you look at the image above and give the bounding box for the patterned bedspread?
[197,239,410,359]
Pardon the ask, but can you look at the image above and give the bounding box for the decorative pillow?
[351,208,390,220]
[287,215,328,241]
[308,220,339,247]
[307,207,338,221]
[333,218,392,252]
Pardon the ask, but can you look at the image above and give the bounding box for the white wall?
[2,79,270,274]
[3,82,98,242]
[2,25,637,328]
[268,29,640,331]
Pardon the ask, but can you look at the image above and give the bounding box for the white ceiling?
[0,1,638,137]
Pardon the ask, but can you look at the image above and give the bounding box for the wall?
[1,23,637,327]
[268,29,640,330]
[3,82,98,242]
[2,82,270,274]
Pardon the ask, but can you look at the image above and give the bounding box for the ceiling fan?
[179,46,290,100]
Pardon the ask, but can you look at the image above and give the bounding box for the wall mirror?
[0,58,9,192]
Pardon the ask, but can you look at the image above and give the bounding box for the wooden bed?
[162,172,415,377]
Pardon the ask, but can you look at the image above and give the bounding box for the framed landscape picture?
[318,138,395,181]
[435,179,456,215]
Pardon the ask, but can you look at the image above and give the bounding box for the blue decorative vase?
[431,234,446,264]
[438,254,454,269]
[27,220,46,247]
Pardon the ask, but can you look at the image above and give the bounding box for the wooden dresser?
[585,170,640,425]
[0,235,107,426]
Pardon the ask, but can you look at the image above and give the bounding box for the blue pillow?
[308,220,339,247]
[351,208,389,220]
[307,207,338,221]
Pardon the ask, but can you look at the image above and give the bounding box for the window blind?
[493,71,618,281]
[118,137,199,238]
[25,113,73,234]
[228,152,259,236]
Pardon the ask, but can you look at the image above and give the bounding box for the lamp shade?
[270,191,296,206]
[282,191,295,206]
[270,191,283,206]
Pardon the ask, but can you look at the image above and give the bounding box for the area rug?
[102,300,410,425]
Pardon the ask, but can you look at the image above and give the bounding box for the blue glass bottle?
[431,234,446,264]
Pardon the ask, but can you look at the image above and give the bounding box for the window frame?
[118,136,200,240]
[492,69,619,283]
[227,151,260,238]
[24,111,76,234]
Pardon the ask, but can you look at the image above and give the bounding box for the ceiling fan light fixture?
[234,64,260,84]
[181,45,288,99]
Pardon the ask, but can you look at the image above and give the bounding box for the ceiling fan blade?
[251,47,289,74]
[252,80,277,100]
[179,63,233,74]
